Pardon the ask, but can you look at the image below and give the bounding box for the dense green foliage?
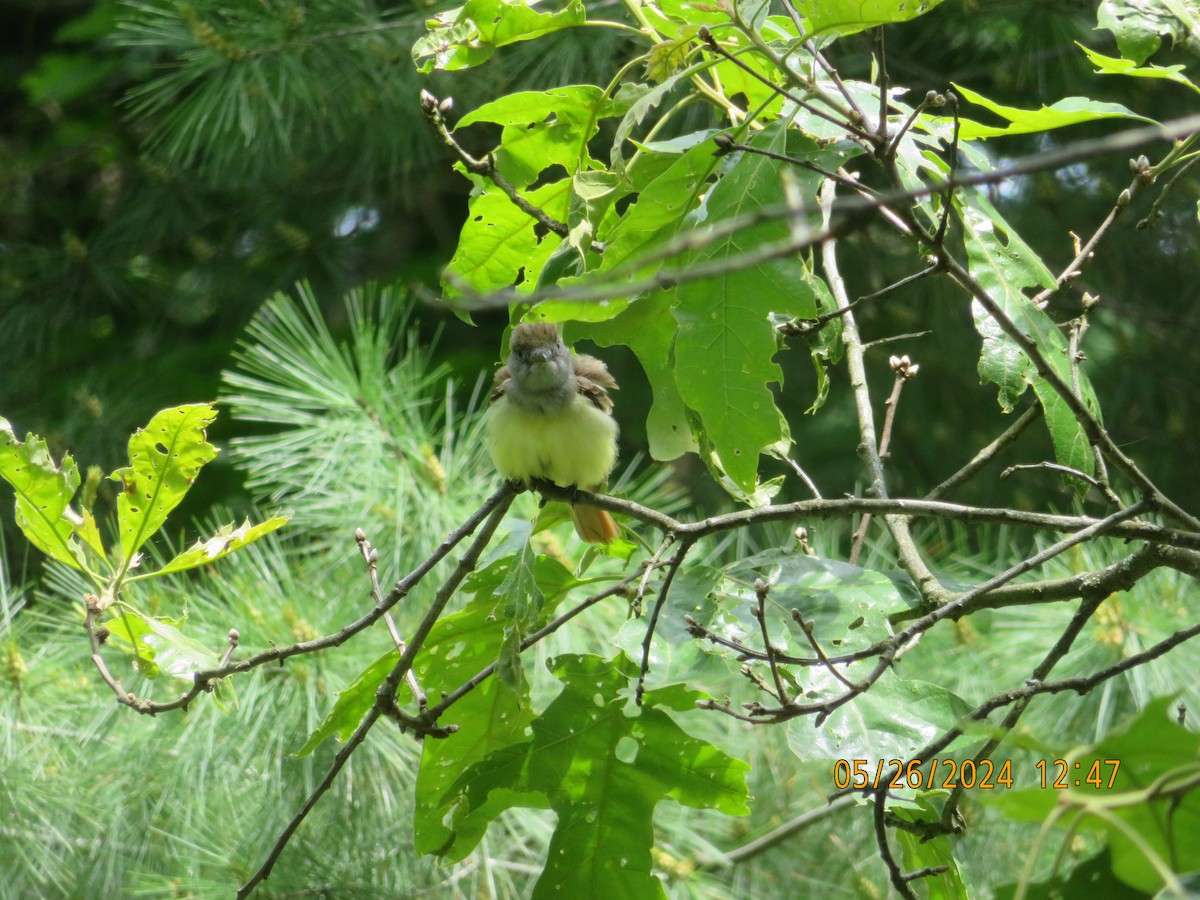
[3,1,1200,898]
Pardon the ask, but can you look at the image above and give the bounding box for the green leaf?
[494,529,544,689]
[449,653,749,898]
[893,798,972,899]
[458,87,613,189]
[950,84,1156,140]
[711,549,918,655]
[1078,43,1200,95]
[962,196,1055,410]
[1097,0,1200,65]
[572,292,698,460]
[672,124,839,494]
[787,668,972,762]
[103,604,221,683]
[136,515,290,580]
[443,175,568,295]
[992,847,1150,900]
[797,0,946,39]
[597,139,718,272]
[0,418,86,571]
[963,195,1101,483]
[20,52,120,106]
[457,85,609,130]
[413,0,587,73]
[987,697,1200,895]
[108,404,219,565]
[295,649,395,757]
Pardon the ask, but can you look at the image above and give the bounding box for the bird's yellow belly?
[484,395,618,488]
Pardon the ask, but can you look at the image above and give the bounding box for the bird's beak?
[531,347,553,364]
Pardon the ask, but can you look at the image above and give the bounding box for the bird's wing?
[577,377,614,414]
[490,365,511,403]
[574,354,616,414]
[574,354,617,390]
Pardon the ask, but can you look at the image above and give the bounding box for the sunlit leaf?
[104,604,221,683]
[0,418,86,571]
[413,0,586,73]
[787,668,973,762]
[1079,43,1200,95]
[963,195,1101,484]
[673,124,845,493]
[797,0,946,39]
[1097,0,1200,65]
[109,403,219,564]
[138,515,290,580]
[573,292,698,460]
[950,84,1156,140]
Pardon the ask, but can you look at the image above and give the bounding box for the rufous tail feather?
[571,505,618,544]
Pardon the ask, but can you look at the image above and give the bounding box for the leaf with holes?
[108,404,219,564]
[449,653,749,899]
[413,0,586,73]
[444,175,569,296]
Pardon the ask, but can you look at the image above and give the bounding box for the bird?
[483,322,620,543]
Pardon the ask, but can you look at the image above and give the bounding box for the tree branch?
[237,489,515,898]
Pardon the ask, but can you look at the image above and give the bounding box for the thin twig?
[782,454,822,499]
[791,608,859,691]
[821,180,946,598]
[926,405,1040,500]
[886,90,937,160]
[751,580,790,702]
[238,491,515,898]
[528,481,1200,552]
[636,539,693,704]
[1137,152,1200,229]
[780,265,938,339]
[1001,461,1103,489]
[698,27,877,145]
[931,91,959,248]
[358,529,426,709]
[633,535,676,617]
[874,27,889,151]
[807,39,865,124]
[701,795,857,868]
[859,330,931,351]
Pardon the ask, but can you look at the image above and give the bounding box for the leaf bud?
[1117,188,1132,208]
[438,97,454,115]
[419,89,438,113]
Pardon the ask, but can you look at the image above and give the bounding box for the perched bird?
[484,322,619,543]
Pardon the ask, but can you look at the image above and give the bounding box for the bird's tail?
[571,504,618,544]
